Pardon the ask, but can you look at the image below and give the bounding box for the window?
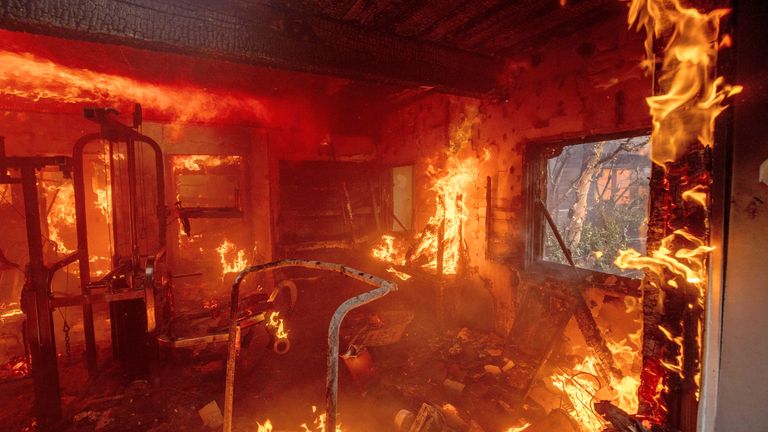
[528,134,651,277]
[171,155,243,211]
[391,165,413,232]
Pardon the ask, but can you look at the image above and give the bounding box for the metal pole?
[20,166,62,429]
[325,284,394,432]
[73,133,102,373]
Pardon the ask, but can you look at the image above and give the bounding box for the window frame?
[523,130,650,288]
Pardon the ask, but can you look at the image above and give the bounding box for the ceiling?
[264,0,627,57]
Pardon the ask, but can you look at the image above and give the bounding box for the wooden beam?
[0,0,502,95]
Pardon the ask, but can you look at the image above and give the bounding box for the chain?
[63,321,71,363]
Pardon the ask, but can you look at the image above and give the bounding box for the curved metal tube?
[222,259,397,432]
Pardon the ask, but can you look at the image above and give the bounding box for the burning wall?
[380,15,651,333]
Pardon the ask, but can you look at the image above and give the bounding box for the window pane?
[543,136,651,277]
[392,165,413,231]
[171,155,242,209]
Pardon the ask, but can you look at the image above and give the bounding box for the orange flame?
[267,312,289,340]
[300,406,343,432]
[506,423,531,432]
[0,50,269,124]
[408,152,485,275]
[44,182,76,254]
[371,235,405,265]
[216,239,247,275]
[550,355,606,430]
[172,155,242,172]
[256,420,273,432]
[94,185,112,219]
[615,229,714,302]
[386,267,411,281]
[628,0,742,166]
[681,185,707,207]
[658,325,685,376]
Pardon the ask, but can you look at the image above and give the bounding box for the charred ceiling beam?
[0,0,503,96]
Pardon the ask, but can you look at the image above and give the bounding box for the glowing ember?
[0,50,269,124]
[267,312,288,340]
[216,239,248,275]
[172,155,242,172]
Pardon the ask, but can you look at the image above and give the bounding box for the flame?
[628,0,742,166]
[267,312,289,339]
[626,1,740,415]
[94,185,112,218]
[550,355,605,430]
[300,406,343,432]
[0,50,270,124]
[658,325,685,376]
[172,155,242,172]
[615,229,714,301]
[408,152,485,275]
[256,420,273,432]
[506,423,531,432]
[371,235,405,265]
[681,185,707,207]
[216,239,247,275]
[0,303,24,322]
[44,182,77,254]
[386,267,411,281]
[371,107,483,276]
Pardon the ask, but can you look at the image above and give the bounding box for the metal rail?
[222,259,397,432]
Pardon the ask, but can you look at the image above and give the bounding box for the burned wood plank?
[0,0,502,95]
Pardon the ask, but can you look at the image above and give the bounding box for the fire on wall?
[0,1,763,432]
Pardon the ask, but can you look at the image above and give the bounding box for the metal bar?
[49,290,146,308]
[133,136,167,251]
[221,260,397,432]
[222,324,241,432]
[325,284,394,431]
[536,200,575,266]
[73,133,103,373]
[19,166,62,430]
[126,138,140,264]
